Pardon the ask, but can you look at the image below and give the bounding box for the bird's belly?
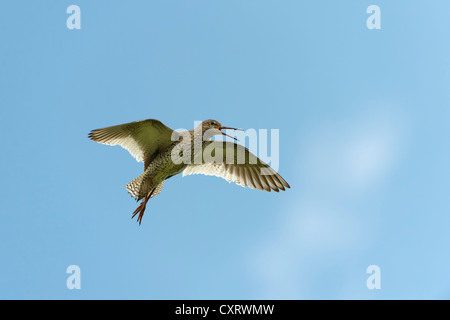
[142,154,187,190]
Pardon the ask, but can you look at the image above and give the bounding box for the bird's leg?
[131,180,155,225]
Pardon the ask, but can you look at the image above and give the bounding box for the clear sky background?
[0,1,449,299]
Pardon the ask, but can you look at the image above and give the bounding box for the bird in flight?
[88,119,290,225]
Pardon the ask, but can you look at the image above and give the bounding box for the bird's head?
[199,119,243,140]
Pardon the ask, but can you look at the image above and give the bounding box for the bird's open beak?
[219,126,244,141]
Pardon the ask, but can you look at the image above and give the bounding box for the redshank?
[88,119,290,224]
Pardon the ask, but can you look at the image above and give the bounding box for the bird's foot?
[131,187,155,225]
[132,200,147,225]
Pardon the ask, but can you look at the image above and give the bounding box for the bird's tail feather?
[126,173,146,200]
[126,174,165,201]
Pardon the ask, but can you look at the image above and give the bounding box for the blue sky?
[0,0,449,299]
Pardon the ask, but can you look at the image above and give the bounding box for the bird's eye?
[210,121,215,126]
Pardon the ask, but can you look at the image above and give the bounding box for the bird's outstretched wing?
[182,141,290,192]
[88,119,175,169]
